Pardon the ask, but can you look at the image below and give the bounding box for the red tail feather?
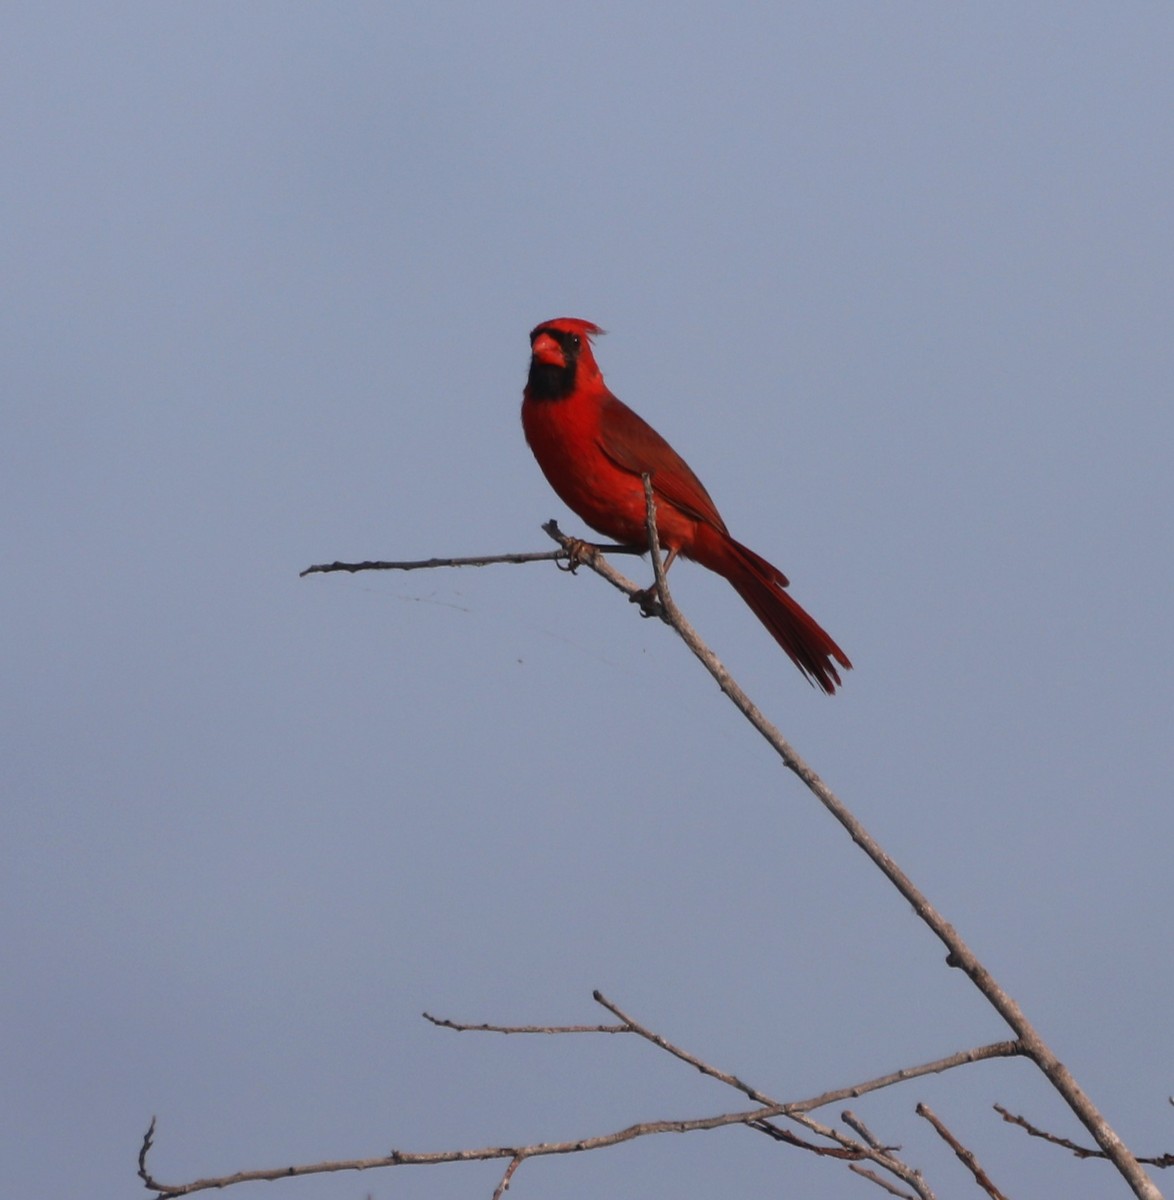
[690,525,851,694]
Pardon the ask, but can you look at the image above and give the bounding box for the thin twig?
[994,1105,1174,1168]
[491,1153,524,1200]
[299,542,645,578]
[768,1110,936,1200]
[842,1111,891,1152]
[423,1011,627,1035]
[739,1120,873,1160]
[592,990,776,1107]
[849,1163,919,1199]
[139,1116,157,1186]
[643,473,669,600]
[802,1042,1027,1113]
[917,1103,1010,1200]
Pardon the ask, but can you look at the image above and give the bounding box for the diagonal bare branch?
[917,1103,1010,1200]
[592,989,776,1107]
[850,1162,920,1199]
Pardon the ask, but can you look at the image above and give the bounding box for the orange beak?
[530,332,565,367]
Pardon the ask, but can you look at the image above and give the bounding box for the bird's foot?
[557,536,595,573]
[629,583,664,619]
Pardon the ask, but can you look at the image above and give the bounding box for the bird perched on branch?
[521,317,851,694]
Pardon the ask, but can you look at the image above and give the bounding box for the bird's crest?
[531,317,605,343]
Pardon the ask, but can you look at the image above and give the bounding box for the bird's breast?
[522,394,662,546]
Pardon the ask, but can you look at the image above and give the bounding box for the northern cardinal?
[521,317,851,693]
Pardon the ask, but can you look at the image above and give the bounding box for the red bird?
[521,318,851,693]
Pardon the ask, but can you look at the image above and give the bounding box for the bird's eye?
[569,335,580,350]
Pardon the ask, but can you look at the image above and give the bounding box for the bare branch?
[137,1105,853,1199]
[642,473,669,600]
[740,1120,874,1160]
[591,990,932,1197]
[139,1116,158,1188]
[423,1011,627,1035]
[917,1103,1010,1200]
[540,520,653,599]
[433,992,1021,1118]
[770,1110,936,1200]
[592,989,776,1107]
[791,1042,1025,1114]
[299,540,646,578]
[301,550,559,577]
[842,1110,892,1152]
[143,985,974,1200]
[849,1163,919,1199]
[994,1105,1174,1169]
[491,1153,524,1200]
[427,989,1023,1198]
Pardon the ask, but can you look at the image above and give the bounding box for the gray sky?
[4,5,1172,1199]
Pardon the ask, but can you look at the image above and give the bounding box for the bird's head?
[526,318,605,400]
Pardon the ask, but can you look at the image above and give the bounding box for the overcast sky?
[4,5,1173,1199]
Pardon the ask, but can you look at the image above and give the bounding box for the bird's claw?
[629,585,664,619]
[558,537,594,573]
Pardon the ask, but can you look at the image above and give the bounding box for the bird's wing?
[597,393,729,533]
